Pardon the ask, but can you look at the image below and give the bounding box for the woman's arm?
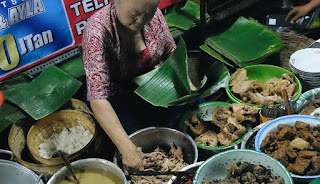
[90,99,143,168]
[286,0,320,23]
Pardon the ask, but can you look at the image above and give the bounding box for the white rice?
[39,125,93,159]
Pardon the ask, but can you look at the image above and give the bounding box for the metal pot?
[47,158,127,184]
[0,149,44,184]
[113,127,198,166]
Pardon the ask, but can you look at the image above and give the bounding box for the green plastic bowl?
[179,101,249,152]
[226,64,302,108]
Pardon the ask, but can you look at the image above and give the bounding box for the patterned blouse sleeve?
[82,18,110,100]
[156,9,177,60]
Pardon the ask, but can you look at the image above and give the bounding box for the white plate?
[290,48,320,73]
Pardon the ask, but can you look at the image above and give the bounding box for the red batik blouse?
[82,3,176,100]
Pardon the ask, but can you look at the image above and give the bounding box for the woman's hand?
[286,4,313,24]
[122,146,144,170]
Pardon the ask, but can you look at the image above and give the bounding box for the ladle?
[52,151,80,184]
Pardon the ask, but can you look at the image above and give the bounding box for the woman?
[286,0,320,23]
[82,0,176,169]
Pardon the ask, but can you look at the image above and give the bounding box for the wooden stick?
[282,89,292,115]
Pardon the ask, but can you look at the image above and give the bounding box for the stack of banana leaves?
[200,17,283,68]
[134,38,229,107]
[0,65,82,132]
[164,0,206,36]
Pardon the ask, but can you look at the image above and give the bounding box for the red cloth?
[82,3,176,100]
[159,0,184,9]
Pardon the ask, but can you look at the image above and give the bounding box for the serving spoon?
[52,151,80,184]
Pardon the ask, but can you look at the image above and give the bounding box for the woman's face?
[116,0,160,32]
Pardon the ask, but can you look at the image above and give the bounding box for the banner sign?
[0,0,181,81]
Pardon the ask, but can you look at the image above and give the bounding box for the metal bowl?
[167,161,203,184]
[47,158,127,184]
[113,127,198,166]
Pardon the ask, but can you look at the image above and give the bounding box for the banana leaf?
[134,38,230,107]
[199,44,235,68]
[164,0,200,30]
[0,73,32,91]
[165,6,194,30]
[135,38,190,107]
[59,56,85,78]
[0,100,29,132]
[205,17,283,66]
[2,65,82,120]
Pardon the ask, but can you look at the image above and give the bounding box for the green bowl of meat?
[226,64,302,108]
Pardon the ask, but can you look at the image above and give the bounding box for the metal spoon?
[52,151,80,184]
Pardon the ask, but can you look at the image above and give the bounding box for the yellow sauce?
[58,169,124,184]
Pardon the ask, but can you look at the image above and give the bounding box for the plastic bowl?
[193,149,293,184]
[255,115,320,183]
[226,64,302,108]
[180,101,245,152]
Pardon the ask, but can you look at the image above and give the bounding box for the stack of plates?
[289,48,320,90]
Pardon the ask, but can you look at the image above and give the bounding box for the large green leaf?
[205,17,283,65]
[164,0,201,31]
[0,100,29,132]
[2,65,82,120]
[135,38,190,107]
[199,44,235,68]
[0,73,32,91]
[59,57,85,78]
[165,6,194,30]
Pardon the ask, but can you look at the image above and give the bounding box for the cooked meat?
[277,140,290,150]
[312,140,320,151]
[307,156,320,175]
[184,115,208,135]
[203,162,284,184]
[289,138,310,150]
[297,129,313,141]
[132,144,188,184]
[230,104,259,122]
[271,150,289,167]
[298,150,318,159]
[217,131,233,146]
[289,157,310,175]
[295,121,311,131]
[260,132,278,151]
[195,131,218,147]
[212,107,232,128]
[277,125,295,141]
[286,147,298,162]
[230,69,297,105]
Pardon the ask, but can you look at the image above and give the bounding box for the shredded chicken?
[131,144,188,184]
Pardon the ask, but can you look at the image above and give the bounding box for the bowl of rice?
[27,110,96,166]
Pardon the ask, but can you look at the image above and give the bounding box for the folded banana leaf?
[135,38,190,107]
[2,65,82,120]
[0,100,29,132]
[164,0,200,31]
[59,56,85,78]
[204,17,283,67]
[199,44,235,68]
[134,38,229,107]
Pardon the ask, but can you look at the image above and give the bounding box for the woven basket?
[8,121,64,178]
[26,110,96,166]
[279,32,315,70]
